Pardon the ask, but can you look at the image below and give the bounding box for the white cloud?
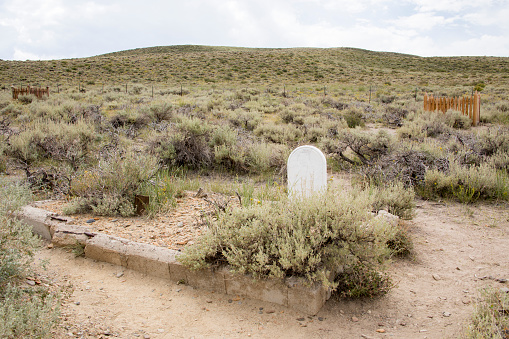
[391,12,459,31]
[0,0,508,59]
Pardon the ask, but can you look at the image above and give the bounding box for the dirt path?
[36,200,509,338]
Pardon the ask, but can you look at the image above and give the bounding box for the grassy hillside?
[1,46,507,90]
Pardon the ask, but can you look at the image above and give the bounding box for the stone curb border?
[17,205,332,314]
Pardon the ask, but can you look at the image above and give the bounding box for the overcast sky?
[1,0,508,60]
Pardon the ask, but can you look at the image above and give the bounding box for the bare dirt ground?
[33,198,509,339]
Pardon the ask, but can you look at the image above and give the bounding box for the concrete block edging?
[17,205,331,314]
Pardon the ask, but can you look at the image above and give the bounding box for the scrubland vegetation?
[1,46,508,337]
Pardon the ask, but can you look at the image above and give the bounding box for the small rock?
[206,300,213,303]
[111,219,118,222]
[296,317,305,321]
[47,243,54,249]
[26,280,36,286]
[501,288,509,293]
[462,298,472,305]
[497,278,508,283]
[157,329,164,333]
[86,219,95,224]
[258,311,263,314]
[443,312,452,317]
[351,316,359,322]
[318,317,324,321]
[432,274,441,281]
[177,222,184,228]
[266,310,275,314]
[228,299,232,303]
[75,301,80,305]
[376,329,386,333]
[116,272,124,278]
[143,335,150,339]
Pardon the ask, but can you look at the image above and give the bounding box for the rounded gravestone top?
[287,145,327,199]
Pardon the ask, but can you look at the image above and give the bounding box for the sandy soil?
[33,199,509,339]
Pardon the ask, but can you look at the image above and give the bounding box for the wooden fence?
[423,91,480,126]
[11,85,50,100]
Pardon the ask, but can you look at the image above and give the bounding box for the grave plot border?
[15,204,332,315]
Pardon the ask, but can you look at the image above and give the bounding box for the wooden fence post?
[473,91,480,126]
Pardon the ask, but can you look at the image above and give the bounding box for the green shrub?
[67,151,159,216]
[0,178,61,337]
[335,262,393,298]
[228,109,261,131]
[254,123,303,144]
[147,102,174,123]
[343,108,365,128]
[443,110,471,129]
[464,287,509,338]
[180,188,398,293]
[18,95,35,105]
[420,160,509,203]
[368,182,416,220]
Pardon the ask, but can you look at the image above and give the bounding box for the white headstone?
[287,145,327,199]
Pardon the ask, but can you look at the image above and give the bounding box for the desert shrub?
[382,105,408,127]
[180,188,398,294]
[246,142,289,173]
[0,103,24,117]
[228,109,261,131]
[489,150,509,173]
[137,168,197,217]
[146,102,173,123]
[476,126,509,157]
[379,95,396,104]
[109,109,150,131]
[334,262,393,298]
[36,119,96,171]
[214,143,248,172]
[398,112,453,141]
[420,160,509,203]
[385,222,413,257]
[172,117,213,169]
[254,123,303,144]
[443,110,471,129]
[367,182,416,220]
[4,119,96,193]
[463,287,509,338]
[321,128,391,165]
[3,126,46,178]
[0,178,61,338]
[361,145,449,188]
[17,95,35,105]
[67,151,159,216]
[343,108,365,128]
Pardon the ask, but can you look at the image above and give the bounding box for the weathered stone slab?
[286,277,331,314]
[52,224,92,247]
[125,242,172,279]
[17,205,53,240]
[224,272,289,307]
[287,145,327,199]
[186,267,227,294]
[84,234,128,267]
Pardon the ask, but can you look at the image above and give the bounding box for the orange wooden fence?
[11,85,50,100]
[423,91,480,126]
